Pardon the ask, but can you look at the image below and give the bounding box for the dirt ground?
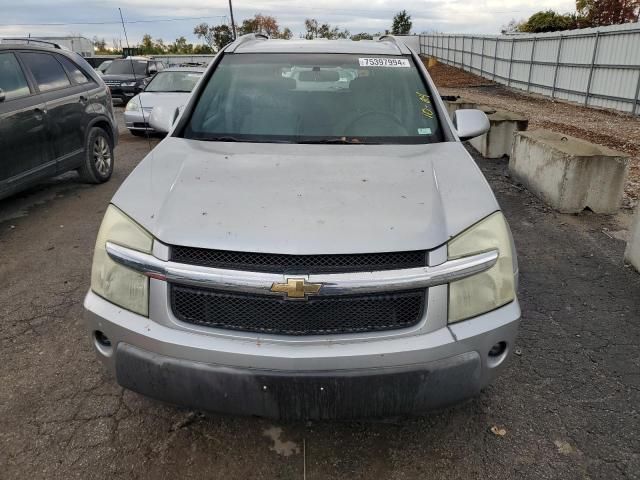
[1,109,639,479]
[425,61,640,209]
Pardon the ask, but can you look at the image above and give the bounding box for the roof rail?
[377,35,398,45]
[227,33,269,52]
[377,34,409,54]
[1,37,62,49]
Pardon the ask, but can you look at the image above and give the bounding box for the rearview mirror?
[148,105,180,134]
[0,88,5,103]
[453,109,490,141]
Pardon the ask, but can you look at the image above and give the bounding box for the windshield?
[182,53,442,144]
[145,71,201,92]
[105,59,147,76]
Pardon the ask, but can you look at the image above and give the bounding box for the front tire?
[78,127,114,184]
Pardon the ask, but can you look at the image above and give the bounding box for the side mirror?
[148,105,180,134]
[0,88,5,103]
[453,109,490,141]
[148,68,157,76]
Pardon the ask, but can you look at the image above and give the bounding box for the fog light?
[93,330,113,357]
[488,341,507,358]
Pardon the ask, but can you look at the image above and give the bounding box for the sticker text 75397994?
[358,58,410,68]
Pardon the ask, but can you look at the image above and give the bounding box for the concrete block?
[624,207,640,272]
[443,97,478,120]
[510,130,629,214]
[469,110,528,159]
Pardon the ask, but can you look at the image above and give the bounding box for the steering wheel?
[343,111,408,136]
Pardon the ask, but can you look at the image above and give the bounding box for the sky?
[0,0,578,48]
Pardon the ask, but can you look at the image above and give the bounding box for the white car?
[124,67,203,136]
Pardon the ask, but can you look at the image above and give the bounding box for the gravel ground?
[425,61,640,209]
[1,109,639,479]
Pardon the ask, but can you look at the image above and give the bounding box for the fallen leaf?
[491,426,507,437]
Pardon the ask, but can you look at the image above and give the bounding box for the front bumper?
[108,85,139,103]
[83,289,520,419]
[123,109,153,131]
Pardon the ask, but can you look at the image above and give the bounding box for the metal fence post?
[633,69,640,115]
[507,38,515,87]
[526,37,537,92]
[493,37,499,80]
[480,37,486,76]
[584,31,600,106]
[551,35,564,98]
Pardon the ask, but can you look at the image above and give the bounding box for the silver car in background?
[124,67,204,136]
[84,34,520,420]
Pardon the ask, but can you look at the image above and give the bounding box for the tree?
[351,32,374,41]
[194,22,233,51]
[303,18,350,39]
[92,36,108,53]
[167,36,194,54]
[576,0,640,26]
[500,19,525,34]
[238,14,292,39]
[139,33,155,54]
[391,10,412,35]
[517,10,577,33]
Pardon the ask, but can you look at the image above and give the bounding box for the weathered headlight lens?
[91,205,152,316]
[125,98,140,111]
[448,212,516,323]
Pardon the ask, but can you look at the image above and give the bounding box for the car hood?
[133,92,192,110]
[112,139,499,254]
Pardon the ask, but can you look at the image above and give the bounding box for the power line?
[0,15,228,27]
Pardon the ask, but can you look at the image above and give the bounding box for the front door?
[18,51,86,172]
[0,51,50,190]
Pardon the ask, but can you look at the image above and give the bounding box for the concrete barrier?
[624,208,640,271]
[443,97,479,119]
[469,110,528,158]
[510,130,629,214]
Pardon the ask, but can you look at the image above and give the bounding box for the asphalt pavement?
[1,109,638,479]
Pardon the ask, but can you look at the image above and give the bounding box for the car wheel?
[129,129,148,137]
[78,127,114,184]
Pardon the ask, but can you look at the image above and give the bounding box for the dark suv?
[0,42,117,200]
[101,58,165,104]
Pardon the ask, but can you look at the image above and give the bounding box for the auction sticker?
[359,58,410,67]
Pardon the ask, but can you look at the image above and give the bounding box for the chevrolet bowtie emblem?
[271,278,322,299]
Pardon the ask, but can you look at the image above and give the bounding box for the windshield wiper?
[297,137,378,145]
[199,135,241,142]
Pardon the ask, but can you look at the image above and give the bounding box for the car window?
[156,62,165,71]
[20,52,71,92]
[183,53,442,145]
[105,59,147,76]
[0,52,31,101]
[57,55,90,85]
[145,71,202,92]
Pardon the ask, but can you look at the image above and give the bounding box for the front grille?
[170,246,427,274]
[171,285,425,336]
[104,80,120,86]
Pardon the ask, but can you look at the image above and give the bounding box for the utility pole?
[228,0,237,40]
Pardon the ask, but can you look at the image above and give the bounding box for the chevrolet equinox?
[84,34,520,420]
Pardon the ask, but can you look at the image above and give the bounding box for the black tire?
[78,127,114,184]
[129,129,148,137]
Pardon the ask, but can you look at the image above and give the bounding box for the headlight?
[91,205,153,316]
[121,81,137,87]
[447,212,516,323]
[125,99,140,111]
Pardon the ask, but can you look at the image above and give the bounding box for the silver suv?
[84,35,520,419]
